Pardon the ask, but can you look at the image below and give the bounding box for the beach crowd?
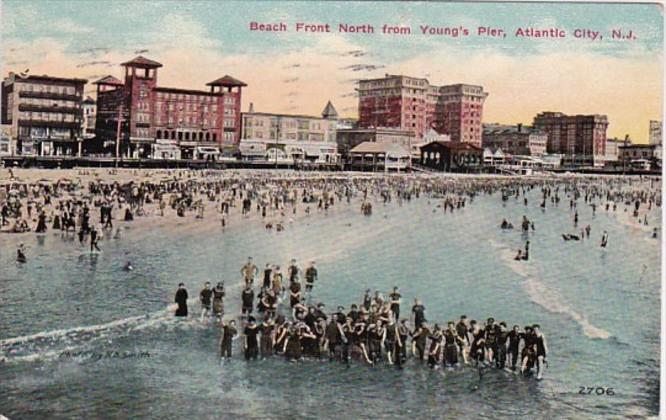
[2,168,660,382]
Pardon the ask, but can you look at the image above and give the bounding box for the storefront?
[153,140,181,160]
[195,146,220,161]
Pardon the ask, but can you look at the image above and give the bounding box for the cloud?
[2,12,660,142]
[1,37,127,81]
[339,64,385,72]
[76,61,112,68]
[340,49,367,57]
[76,47,111,56]
[147,12,221,52]
[398,45,662,141]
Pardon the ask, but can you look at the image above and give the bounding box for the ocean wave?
[0,304,179,364]
[488,239,612,340]
[1,214,393,365]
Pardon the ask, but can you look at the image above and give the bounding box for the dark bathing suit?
[244,325,259,360]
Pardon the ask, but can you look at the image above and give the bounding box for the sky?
[0,0,663,142]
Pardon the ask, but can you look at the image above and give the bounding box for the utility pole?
[274,116,280,168]
[408,135,413,172]
[115,105,125,168]
[622,134,629,175]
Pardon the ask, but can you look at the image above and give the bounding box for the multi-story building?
[619,143,662,164]
[239,101,339,163]
[356,74,487,145]
[0,124,11,156]
[532,112,608,166]
[82,96,96,139]
[94,56,245,160]
[482,123,547,156]
[336,127,416,161]
[357,75,431,140]
[604,136,630,162]
[435,84,487,146]
[649,120,662,145]
[1,73,87,156]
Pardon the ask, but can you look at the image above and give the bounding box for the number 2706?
[578,387,615,396]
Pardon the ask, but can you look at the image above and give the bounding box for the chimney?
[517,123,523,133]
[248,102,254,113]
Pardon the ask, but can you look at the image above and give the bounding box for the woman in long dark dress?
[175,283,188,317]
[35,211,47,233]
[52,211,61,230]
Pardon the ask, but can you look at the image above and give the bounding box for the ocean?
[0,181,660,419]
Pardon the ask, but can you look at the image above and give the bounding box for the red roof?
[206,75,247,87]
[121,56,163,68]
[93,75,124,86]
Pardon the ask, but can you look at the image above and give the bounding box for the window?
[224,132,234,142]
[212,133,217,142]
[185,132,190,140]
[206,133,210,141]
[156,130,162,139]
[224,119,234,128]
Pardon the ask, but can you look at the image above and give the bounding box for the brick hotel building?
[1,74,87,156]
[94,56,245,160]
[356,74,488,146]
[532,112,608,166]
